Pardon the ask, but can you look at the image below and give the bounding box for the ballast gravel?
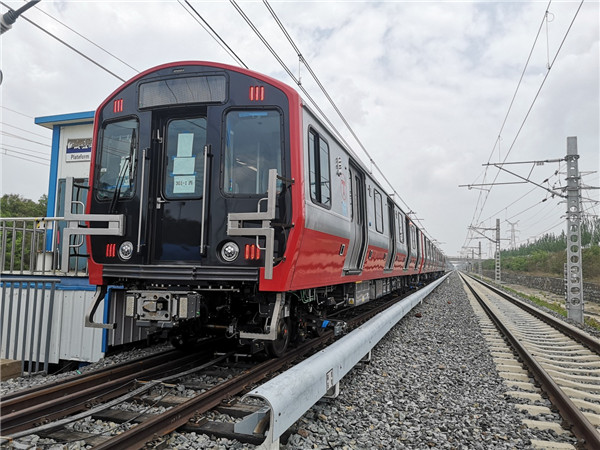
[2,272,579,449]
[279,271,574,449]
[167,272,575,449]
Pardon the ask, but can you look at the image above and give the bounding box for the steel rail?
[464,273,600,355]
[0,350,212,435]
[91,332,334,449]
[2,277,443,448]
[92,277,444,449]
[1,348,177,403]
[459,272,600,449]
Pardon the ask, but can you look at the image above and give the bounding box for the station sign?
[66,138,92,163]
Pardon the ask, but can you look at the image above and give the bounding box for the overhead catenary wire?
[2,142,50,157]
[479,162,564,224]
[1,130,50,147]
[1,106,33,118]
[463,0,586,253]
[179,0,248,69]
[1,121,51,140]
[225,3,356,156]
[465,0,552,246]
[1,147,50,166]
[231,0,438,242]
[261,0,417,220]
[0,1,126,82]
[32,3,139,74]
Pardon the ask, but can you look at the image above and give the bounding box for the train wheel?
[266,317,290,357]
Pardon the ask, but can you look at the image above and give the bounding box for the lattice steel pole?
[495,219,501,283]
[478,241,482,277]
[565,137,584,324]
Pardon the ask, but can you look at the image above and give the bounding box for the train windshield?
[224,110,282,195]
[95,118,138,200]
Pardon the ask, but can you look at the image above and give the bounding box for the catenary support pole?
[565,137,584,324]
[495,218,501,283]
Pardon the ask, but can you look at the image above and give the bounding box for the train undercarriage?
[105,272,442,356]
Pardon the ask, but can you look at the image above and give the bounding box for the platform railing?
[1,277,60,375]
[0,216,87,276]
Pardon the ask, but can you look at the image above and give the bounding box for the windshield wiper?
[109,130,136,214]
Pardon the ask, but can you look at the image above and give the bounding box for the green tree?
[1,194,48,217]
[1,194,48,272]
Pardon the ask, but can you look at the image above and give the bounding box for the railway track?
[460,272,600,449]
[1,281,423,448]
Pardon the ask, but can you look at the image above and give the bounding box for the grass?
[501,285,600,332]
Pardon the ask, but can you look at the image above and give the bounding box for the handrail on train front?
[60,177,125,274]
[227,168,279,280]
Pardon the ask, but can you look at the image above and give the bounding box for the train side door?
[404,219,414,271]
[344,162,368,274]
[150,112,210,262]
[384,200,396,271]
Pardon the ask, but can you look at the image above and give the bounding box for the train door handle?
[156,197,167,209]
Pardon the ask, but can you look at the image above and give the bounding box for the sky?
[0,0,598,258]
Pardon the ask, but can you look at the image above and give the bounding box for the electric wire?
[1,106,33,119]
[249,0,440,244]
[32,4,139,74]
[1,130,50,147]
[1,147,50,161]
[227,1,361,167]
[1,148,50,166]
[262,0,418,223]
[0,1,126,82]
[179,0,248,69]
[463,0,585,252]
[2,142,50,157]
[475,0,584,222]
[1,122,52,141]
[480,162,564,224]
[466,0,552,245]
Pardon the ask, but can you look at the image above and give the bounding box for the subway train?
[77,61,447,355]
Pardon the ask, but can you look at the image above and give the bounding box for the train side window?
[224,110,282,195]
[96,118,138,201]
[308,128,331,207]
[397,213,404,243]
[374,189,383,233]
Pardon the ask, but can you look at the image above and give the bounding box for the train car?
[73,61,446,355]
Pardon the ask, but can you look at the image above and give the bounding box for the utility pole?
[506,220,519,249]
[478,241,482,277]
[565,137,584,324]
[495,219,501,283]
[467,223,506,283]
[1,0,40,34]
[1,0,42,85]
[461,136,597,324]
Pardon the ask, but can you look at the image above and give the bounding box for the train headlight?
[221,242,239,262]
[119,241,134,260]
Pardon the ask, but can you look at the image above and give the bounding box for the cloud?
[0,0,597,256]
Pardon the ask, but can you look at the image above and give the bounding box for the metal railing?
[1,277,59,375]
[0,217,88,276]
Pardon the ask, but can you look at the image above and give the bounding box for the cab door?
[151,113,210,262]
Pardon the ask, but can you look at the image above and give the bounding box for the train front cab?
[77,62,304,351]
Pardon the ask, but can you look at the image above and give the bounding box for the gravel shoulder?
[280,271,563,449]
